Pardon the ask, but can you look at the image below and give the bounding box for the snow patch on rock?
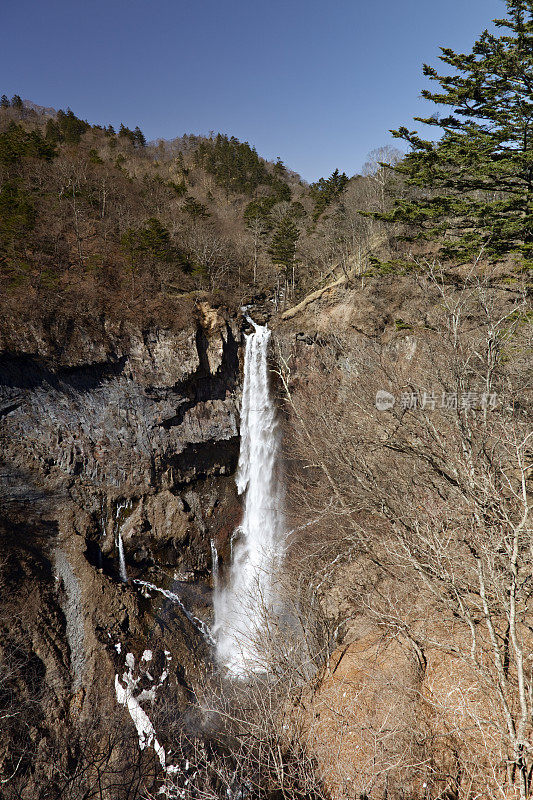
[115,653,167,768]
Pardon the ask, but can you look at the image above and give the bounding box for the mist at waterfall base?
[213,320,285,677]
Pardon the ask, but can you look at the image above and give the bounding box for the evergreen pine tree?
[273,157,287,178]
[55,109,90,144]
[88,148,103,165]
[0,180,35,253]
[133,126,146,148]
[11,95,23,110]
[269,214,299,278]
[175,152,188,177]
[194,133,281,196]
[118,124,136,145]
[0,124,56,165]
[183,196,210,219]
[139,218,173,260]
[381,0,533,265]
[45,118,61,144]
[1,95,10,109]
[310,168,349,221]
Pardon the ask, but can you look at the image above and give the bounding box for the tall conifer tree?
[133,126,146,148]
[269,214,299,276]
[382,0,533,266]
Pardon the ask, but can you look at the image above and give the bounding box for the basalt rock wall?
[0,301,244,798]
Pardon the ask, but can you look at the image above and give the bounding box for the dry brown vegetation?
[0,102,405,334]
[275,265,533,799]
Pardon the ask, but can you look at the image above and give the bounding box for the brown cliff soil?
[0,301,244,797]
[277,268,532,800]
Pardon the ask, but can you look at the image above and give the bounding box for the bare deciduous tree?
[276,265,532,798]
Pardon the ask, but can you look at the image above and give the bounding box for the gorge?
[0,272,531,800]
[1,9,533,787]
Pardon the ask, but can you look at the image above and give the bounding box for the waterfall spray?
[213,319,284,676]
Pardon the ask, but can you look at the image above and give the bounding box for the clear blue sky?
[2,0,504,182]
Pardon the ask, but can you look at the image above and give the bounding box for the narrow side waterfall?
[214,319,284,676]
[210,538,219,589]
[117,533,128,583]
[115,499,132,583]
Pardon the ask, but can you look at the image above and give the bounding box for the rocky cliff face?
[4,275,528,799]
[0,301,244,797]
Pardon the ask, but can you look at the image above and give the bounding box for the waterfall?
[115,499,132,583]
[134,580,215,646]
[213,319,284,676]
[117,532,128,583]
[210,538,219,589]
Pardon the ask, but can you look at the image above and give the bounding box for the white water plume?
[210,538,219,589]
[213,319,284,676]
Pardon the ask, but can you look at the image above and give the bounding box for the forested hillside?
[0,97,405,329]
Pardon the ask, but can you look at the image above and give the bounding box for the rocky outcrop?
[0,302,244,796]
[0,303,240,495]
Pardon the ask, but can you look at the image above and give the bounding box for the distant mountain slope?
[0,97,398,331]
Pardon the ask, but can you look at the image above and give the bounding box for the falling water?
[134,580,215,646]
[213,318,284,676]
[117,532,128,582]
[210,538,219,589]
[115,499,132,583]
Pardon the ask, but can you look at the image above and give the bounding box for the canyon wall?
[0,301,244,797]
